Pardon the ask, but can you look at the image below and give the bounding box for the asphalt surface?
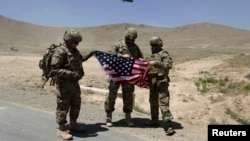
[0,101,149,141]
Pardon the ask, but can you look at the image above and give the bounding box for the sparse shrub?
[201,78,207,84]
[243,84,250,91]
[195,81,201,91]
[227,54,250,68]
[228,82,238,89]
[199,71,209,74]
[224,76,229,81]
[225,108,250,125]
[206,76,218,84]
[182,98,188,102]
[218,78,226,86]
[200,83,209,93]
[219,88,227,94]
[198,77,202,81]
[195,72,248,95]
[209,117,220,124]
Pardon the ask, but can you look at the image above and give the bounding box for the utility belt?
[148,66,169,81]
[56,77,79,83]
[148,73,166,79]
[148,74,170,85]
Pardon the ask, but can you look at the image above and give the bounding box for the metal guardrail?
[80,85,122,95]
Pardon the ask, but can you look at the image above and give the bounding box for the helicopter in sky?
[122,0,133,2]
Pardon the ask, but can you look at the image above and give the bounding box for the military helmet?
[124,27,137,40]
[149,36,163,47]
[63,29,82,43]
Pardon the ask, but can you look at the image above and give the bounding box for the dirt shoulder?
[1,55,249,141]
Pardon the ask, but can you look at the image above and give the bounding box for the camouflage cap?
[149,36,163,47]
[124,27,137,40]
[63,29,82,42]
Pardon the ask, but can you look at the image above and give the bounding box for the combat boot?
[144,119,160,127]
[69,119,85,132]
[106,112,113,127]
[57,125,73,140]
[163,121,175,136]
[125,113,134,127]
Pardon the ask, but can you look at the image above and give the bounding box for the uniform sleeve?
[154,51,173,70]
[81,50,96,62]
[108,44,119,55]
[108,40,130,56]
[50,48,74,78]
[50,48,64,70]
[118,46,129,55]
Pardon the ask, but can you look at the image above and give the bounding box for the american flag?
[94,51,149,88]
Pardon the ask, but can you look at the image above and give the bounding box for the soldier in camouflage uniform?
[144,36,175,136]
[50,29,94,140]
[104,27,144,127]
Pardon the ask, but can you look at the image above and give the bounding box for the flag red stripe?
[95,51,150,88]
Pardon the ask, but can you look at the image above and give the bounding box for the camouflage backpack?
[39,43,62,88]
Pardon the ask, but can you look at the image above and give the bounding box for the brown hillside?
[1,15,250,56]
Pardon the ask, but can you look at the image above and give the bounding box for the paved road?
[0,101,148,141]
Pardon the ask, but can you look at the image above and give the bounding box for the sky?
[0,0,249,30]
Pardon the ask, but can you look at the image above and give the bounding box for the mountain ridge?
[1,15,250,54]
